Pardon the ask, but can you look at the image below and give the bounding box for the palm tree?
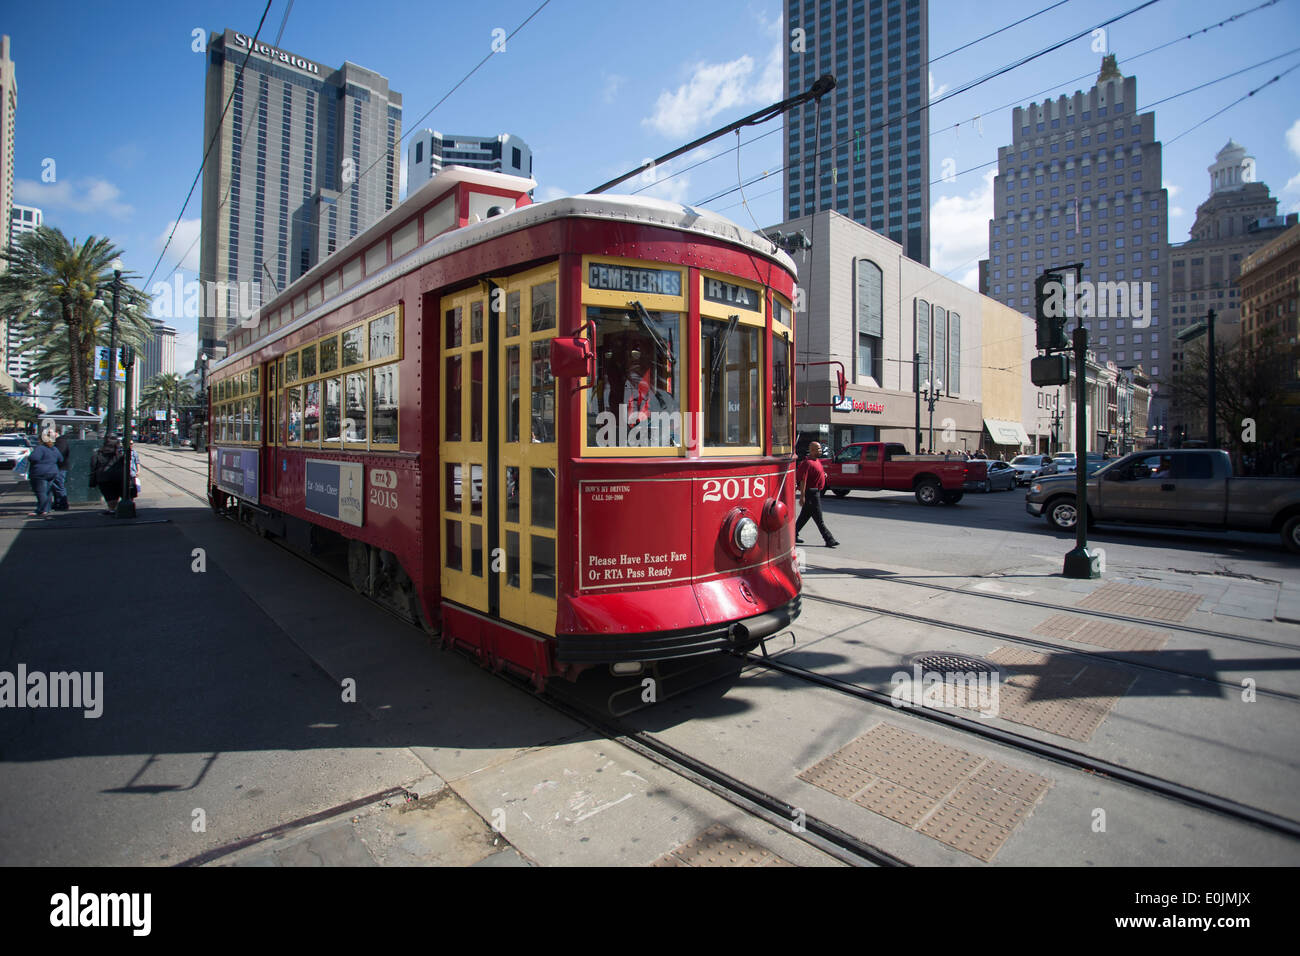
[141,372,194,442]
[0,226,150,410]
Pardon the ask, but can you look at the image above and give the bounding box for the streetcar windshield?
[586,305,682,448]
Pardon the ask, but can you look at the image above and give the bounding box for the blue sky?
[6,0,1299,374]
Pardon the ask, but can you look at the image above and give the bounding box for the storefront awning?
[983,418,1031,446]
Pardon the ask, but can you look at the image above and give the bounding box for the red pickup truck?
[822,442,985,506]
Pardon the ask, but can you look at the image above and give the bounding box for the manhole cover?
[907,652,999,675]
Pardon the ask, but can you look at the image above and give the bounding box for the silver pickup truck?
[1025,448,1300,554]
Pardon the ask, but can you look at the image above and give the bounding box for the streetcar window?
[530,281,556,332]
[446,463,461,512]
[286,353,299,384]
[506,291,521,337]
[470,463,483,518]
[445,306,462,349]
[505,531,520,588]
[471,525,483,577]
[370,311,397,360]
[268,363,276,392]
[444,356,461,442]
[531,535,556,597]
[365,241,386,276]
[531,467,555,529]
[342,257,362,290]
[342,326,365,367]
[301,344,317,380]
[470,301,484,344]
[372,364,399,446]
[324,378,341,442]
[319,336,339,374]
[446,520,462,571]
[774,298,792,327]
[252,396,261,443]
[250,367,259,392]
[505,346,520,443]
[391,219,418,259]
[279,389,288,445]
[470,352,484,442]
[771,334,792,454]
[530,342,555,443]
[702,317,761,448]
[303,382,321,444]
[585,305,681,449]
[505,467,520,523]
[240,371,249,394]
[288,387,302,443]
[344,373,367,443]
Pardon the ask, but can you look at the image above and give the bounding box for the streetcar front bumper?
[555,596,801,664]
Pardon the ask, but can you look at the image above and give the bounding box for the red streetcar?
[207,166,801,686]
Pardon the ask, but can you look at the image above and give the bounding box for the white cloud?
[536,185,569,203]
[929,71,950,100]
[643,16,781,139]
[1285,118,1300,159]
[15,177,133,218]
[154,218,201,276]
[929,169,994,291]
[602,73,625,104]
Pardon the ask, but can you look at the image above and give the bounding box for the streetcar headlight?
[733,516,759,552]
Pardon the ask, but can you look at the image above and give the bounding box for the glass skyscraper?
[783,0,929,265]
[199,29,401,354]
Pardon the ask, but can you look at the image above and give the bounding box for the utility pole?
[1207,308,1217,448]
[913,350,922,452]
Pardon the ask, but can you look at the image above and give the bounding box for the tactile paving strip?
[1033,613,1170,651]
[798,723,1051,862]
[651,823,792,866]
[1073,582,1202,623]
[977,646,1135,741]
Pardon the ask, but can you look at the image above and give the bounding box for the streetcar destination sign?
[588,263,681,296]
[702,277,761,311]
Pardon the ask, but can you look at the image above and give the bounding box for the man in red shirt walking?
[795,441,839,548]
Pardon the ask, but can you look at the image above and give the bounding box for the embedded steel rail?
[814,566,1300,650]
[739,647,1300,841]
[800,590,1300,704]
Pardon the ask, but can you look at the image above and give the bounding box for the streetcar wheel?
[915,480,941,506]
[1282,515,1300,555]
[1046,497,1078,531]
[830,488,850,498]
[347,539,371,595]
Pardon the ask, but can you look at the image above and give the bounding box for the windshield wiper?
[627,300,674,364]
[707,315,739,401]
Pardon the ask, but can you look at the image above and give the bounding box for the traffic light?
[1034,273,1070,352]
[1031,354,1070,387]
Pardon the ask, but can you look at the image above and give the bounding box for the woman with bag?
[26,429,64,517]
[89,435,126,514]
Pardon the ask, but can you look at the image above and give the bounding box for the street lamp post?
[101,260,124,435]
[921,378,943,451]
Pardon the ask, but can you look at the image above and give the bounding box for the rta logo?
[370,468,397,489]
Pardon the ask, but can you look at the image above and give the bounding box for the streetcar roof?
[216,173,797,373]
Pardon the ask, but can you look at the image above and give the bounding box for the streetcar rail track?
[737,647,1300,842]
[803,565,1300,650]
[798,590,1300,703]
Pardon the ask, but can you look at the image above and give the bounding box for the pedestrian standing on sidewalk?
[51,428,71,511]
[89,435,125,515]
[795,441,839,548]
[26,429,63,517]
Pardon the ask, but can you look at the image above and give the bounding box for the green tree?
[141,372,194,440]
[1164,327,1295,457]
[0,226,151,410]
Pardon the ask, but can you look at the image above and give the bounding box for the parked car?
[0,436,31,470]
[1025,448,1300,553]
[971,459,1019,492]
[1010,454,1049,485]
[823,442,975,505]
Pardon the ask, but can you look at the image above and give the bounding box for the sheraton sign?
[231,31,322,75]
